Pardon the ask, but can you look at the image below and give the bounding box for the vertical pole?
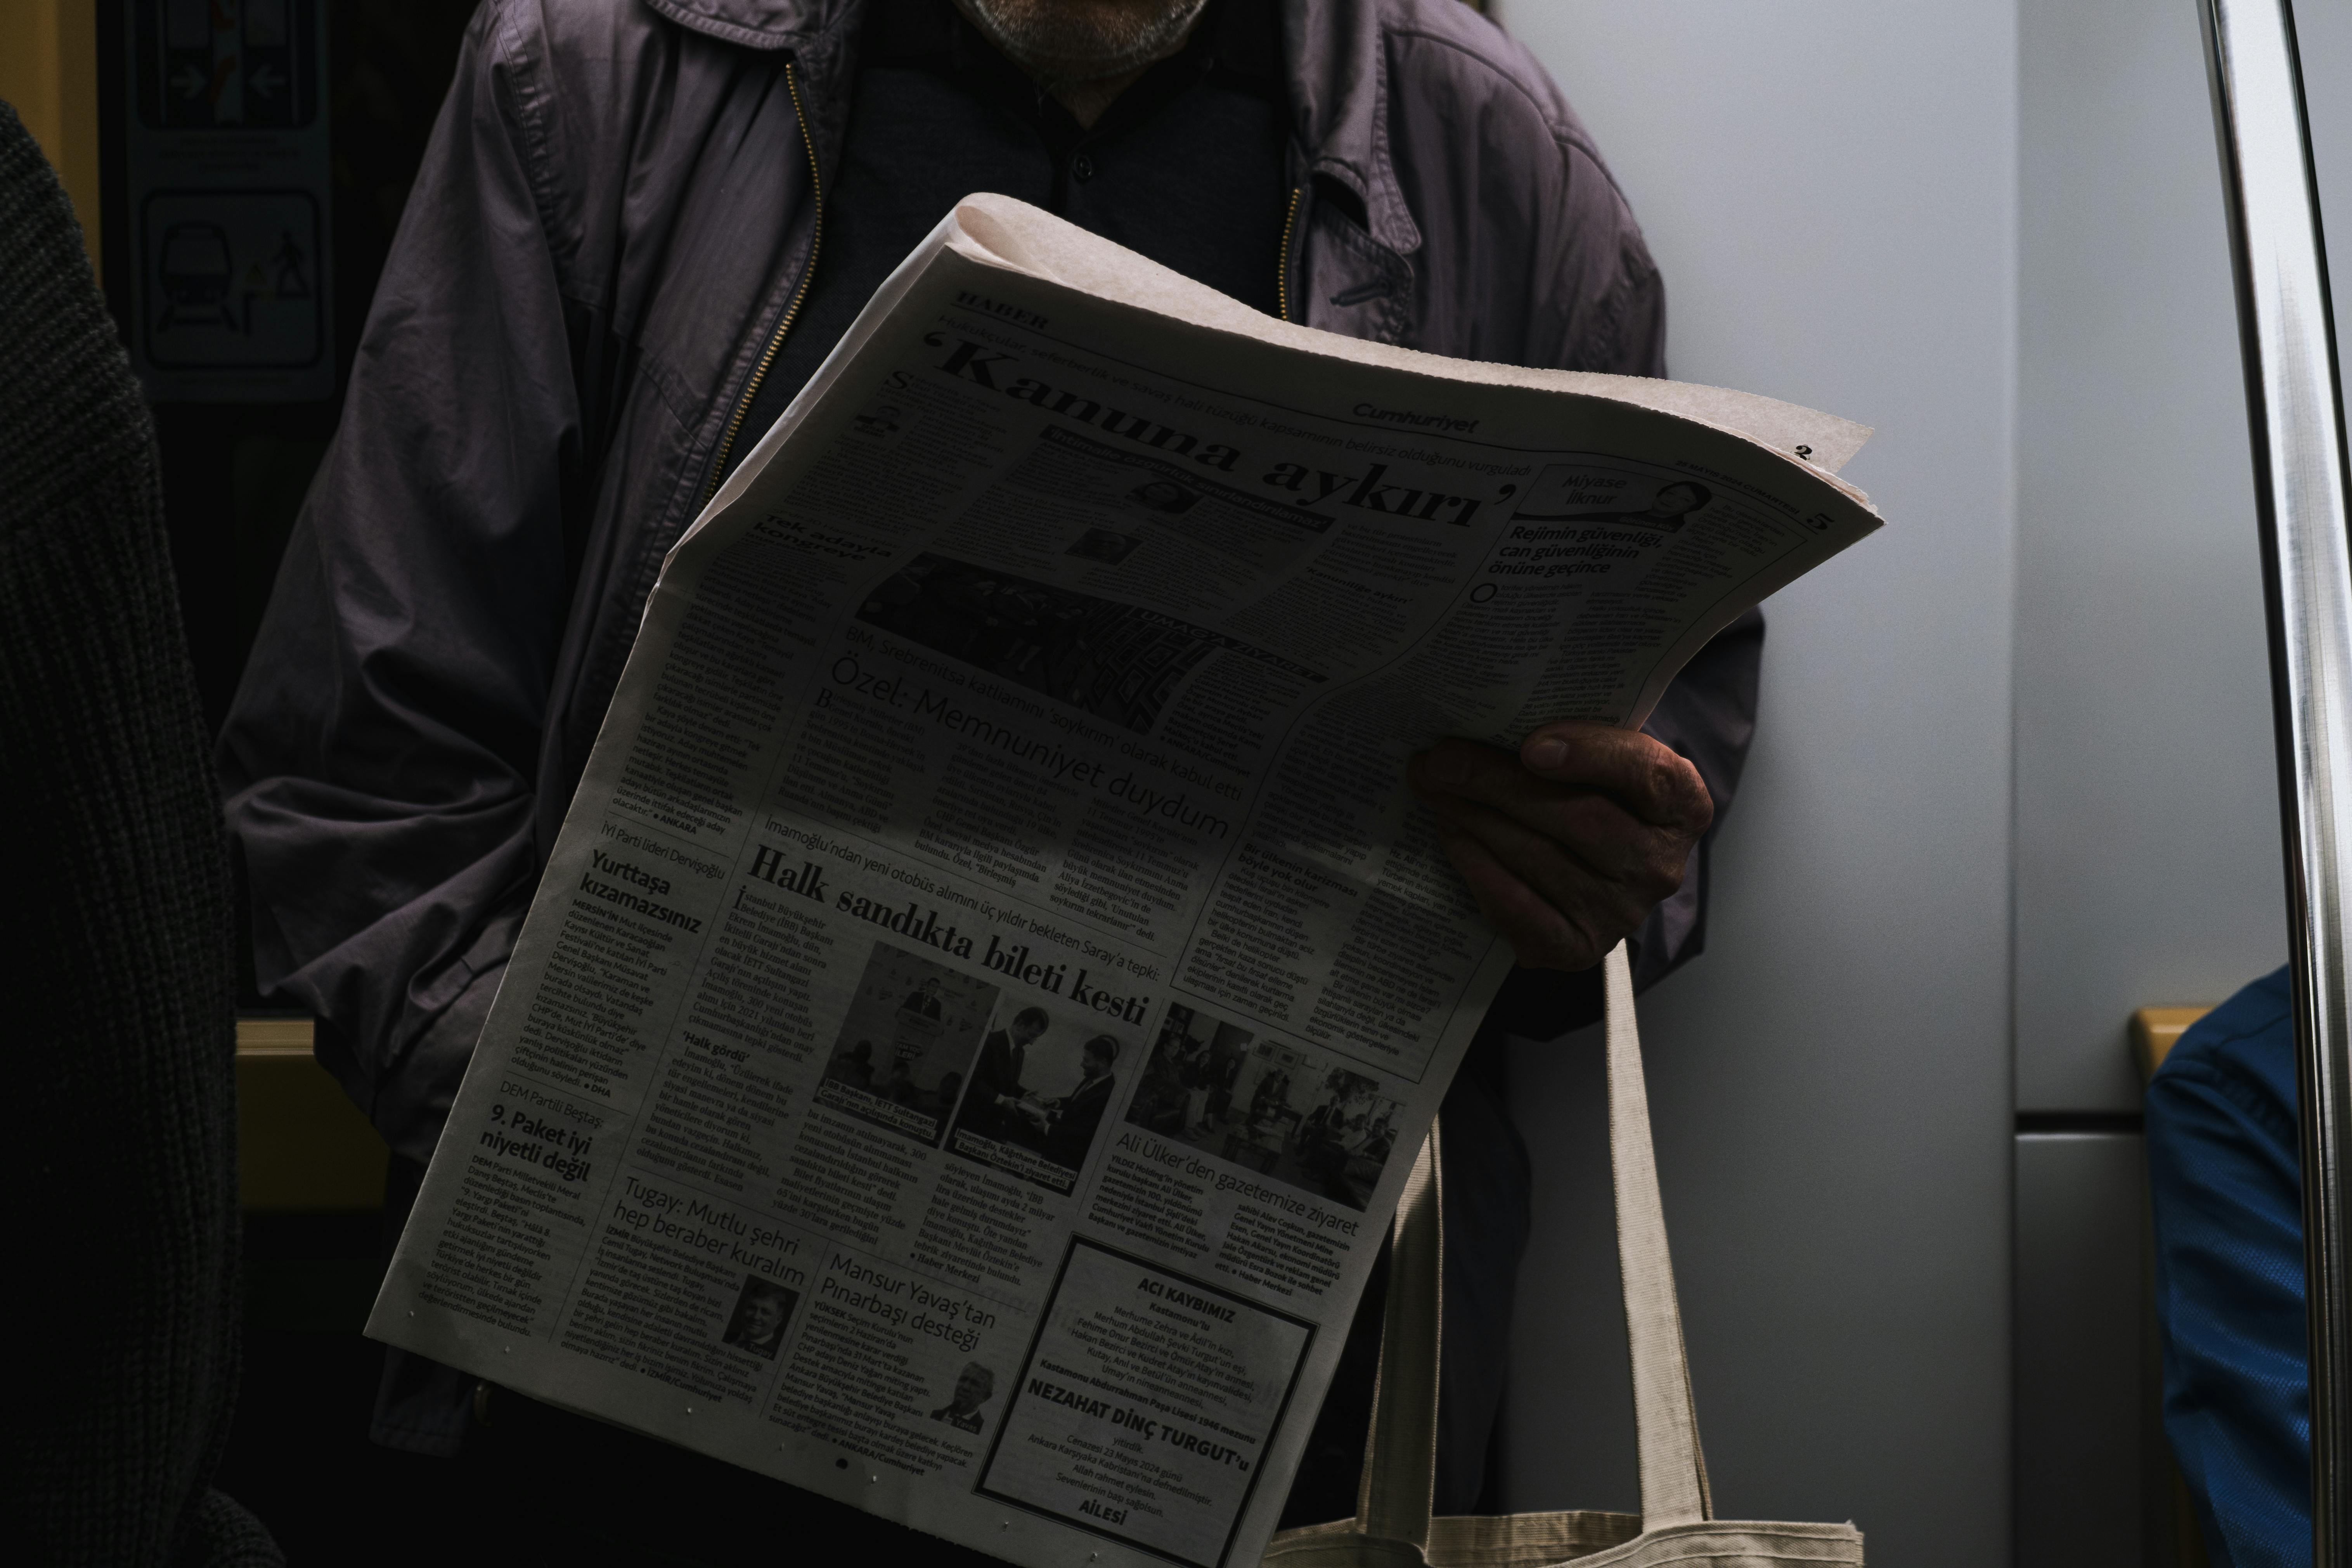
[2194,0,2352,1557]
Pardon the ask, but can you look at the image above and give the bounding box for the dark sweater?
[0,102,281,1566]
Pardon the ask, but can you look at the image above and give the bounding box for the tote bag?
[1263,944,1865,1568]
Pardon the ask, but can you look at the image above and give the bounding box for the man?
[967,1005,1049,1137]
[1179,1027,1214,1131]
[1302,1079,1369,1195]
[1201,1043,1240,1130]
[931,1362,999,1435]
[900,977,946,1021]
[1021,1035,1122,1169]
[220,0,1759,1532]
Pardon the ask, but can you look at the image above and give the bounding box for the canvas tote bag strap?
[1353,1116,1444,1548]
[1605,941,1713,1526]
[1344,943,1708,1547]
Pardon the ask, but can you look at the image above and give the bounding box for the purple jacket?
[218,0,1691,1165]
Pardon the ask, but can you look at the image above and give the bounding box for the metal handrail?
[2194,0,2352,1555]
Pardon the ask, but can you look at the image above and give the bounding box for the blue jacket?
[2146,966,2311,1567]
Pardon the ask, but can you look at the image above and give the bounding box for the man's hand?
[1407,721,1712,972]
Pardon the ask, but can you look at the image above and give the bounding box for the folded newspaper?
[371,194,1881,1568]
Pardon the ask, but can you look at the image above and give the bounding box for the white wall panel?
[1491,4,2019,1563]
[2012,0,2285,1115]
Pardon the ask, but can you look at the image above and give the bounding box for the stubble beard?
[956,0,1213,85]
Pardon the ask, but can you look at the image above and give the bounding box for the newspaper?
[369,194,1881,1568]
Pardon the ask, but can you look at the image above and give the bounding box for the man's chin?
[956,0,1211,82]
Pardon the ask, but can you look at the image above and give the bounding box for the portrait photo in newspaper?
[929,1360,1001,1436]
[722,1276,802,1360]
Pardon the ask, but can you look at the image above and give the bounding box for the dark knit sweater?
[0,102,281,1566]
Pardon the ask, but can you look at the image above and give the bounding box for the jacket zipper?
[702,60,825,507]
[1276,184,1302,322]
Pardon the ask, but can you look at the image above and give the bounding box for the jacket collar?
[1281,0,1420,256]
[643,0,1420,254]
[640,0,855,51]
